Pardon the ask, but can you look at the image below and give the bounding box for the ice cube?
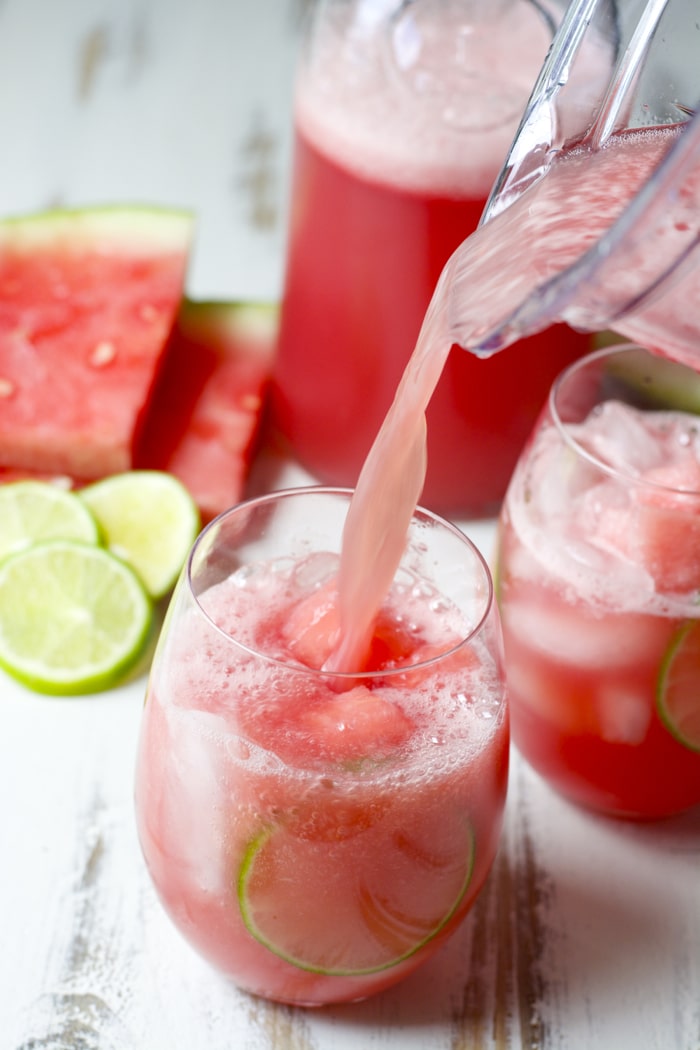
[504,595,663,670]
[595,683,652,744]
[505,656,576,730]
[570,400,664,475]
[160,705,234,893]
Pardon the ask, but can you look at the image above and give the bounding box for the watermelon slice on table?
[0,205,193,479]
[135,299,278,520]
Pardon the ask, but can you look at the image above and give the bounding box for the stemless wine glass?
[496,343,700,820]
[135,487,508,1006]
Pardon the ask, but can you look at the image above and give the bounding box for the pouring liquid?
[328,121,696,672]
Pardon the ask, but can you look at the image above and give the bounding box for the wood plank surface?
[0,2,699,1047]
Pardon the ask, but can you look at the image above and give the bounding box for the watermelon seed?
[89,341,116,367]
[139,303,159,323]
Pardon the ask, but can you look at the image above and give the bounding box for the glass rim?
[185,484,496,680]
[549,341,700,497]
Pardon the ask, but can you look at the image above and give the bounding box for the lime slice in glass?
[237,814,474,975]
[0,539,153,695]
[80,470,200,600]
[657,620,700,752]
[0,480,100,560]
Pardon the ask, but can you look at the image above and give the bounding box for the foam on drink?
[296,1,555,197]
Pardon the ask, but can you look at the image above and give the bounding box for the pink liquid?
[135,552,508,1004]
[496,398,700,818]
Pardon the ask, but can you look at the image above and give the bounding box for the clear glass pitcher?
[446,0,700,367]
[271,0,615,516]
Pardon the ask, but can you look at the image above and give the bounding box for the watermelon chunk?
[0,205,193,479]
[135,300,278,520]
[281,576,341,669]
[632,462,700,592]
[298,685,415,763]
[280,576,428,674]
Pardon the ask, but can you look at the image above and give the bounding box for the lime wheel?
[657,620,700,752]
[238,811,474,975]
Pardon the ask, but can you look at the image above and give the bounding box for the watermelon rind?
[176,298,279,346]
[0,203,194,254]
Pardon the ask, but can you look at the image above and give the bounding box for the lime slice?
[80,470,200,600]
[0,539,153,695]
[0,481,100,561]
[657,620,700,752]
[238,813,474,975]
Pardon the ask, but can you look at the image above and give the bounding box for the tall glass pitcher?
[272,0,615,516]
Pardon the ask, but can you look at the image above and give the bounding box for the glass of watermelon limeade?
[496,344,700,821]
[135,487,508,1005]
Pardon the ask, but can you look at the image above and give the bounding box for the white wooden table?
[1,2,699,1047]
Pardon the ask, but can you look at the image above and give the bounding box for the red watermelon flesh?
[134,299,278,520]
[0,206,193,479]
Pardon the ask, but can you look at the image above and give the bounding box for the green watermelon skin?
[0,205,193,479]
[135,299,278,521]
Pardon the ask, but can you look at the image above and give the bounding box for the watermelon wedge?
[0,205,193,479]
[135,299,278,520]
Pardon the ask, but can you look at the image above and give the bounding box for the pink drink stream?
[330,122,695,673]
